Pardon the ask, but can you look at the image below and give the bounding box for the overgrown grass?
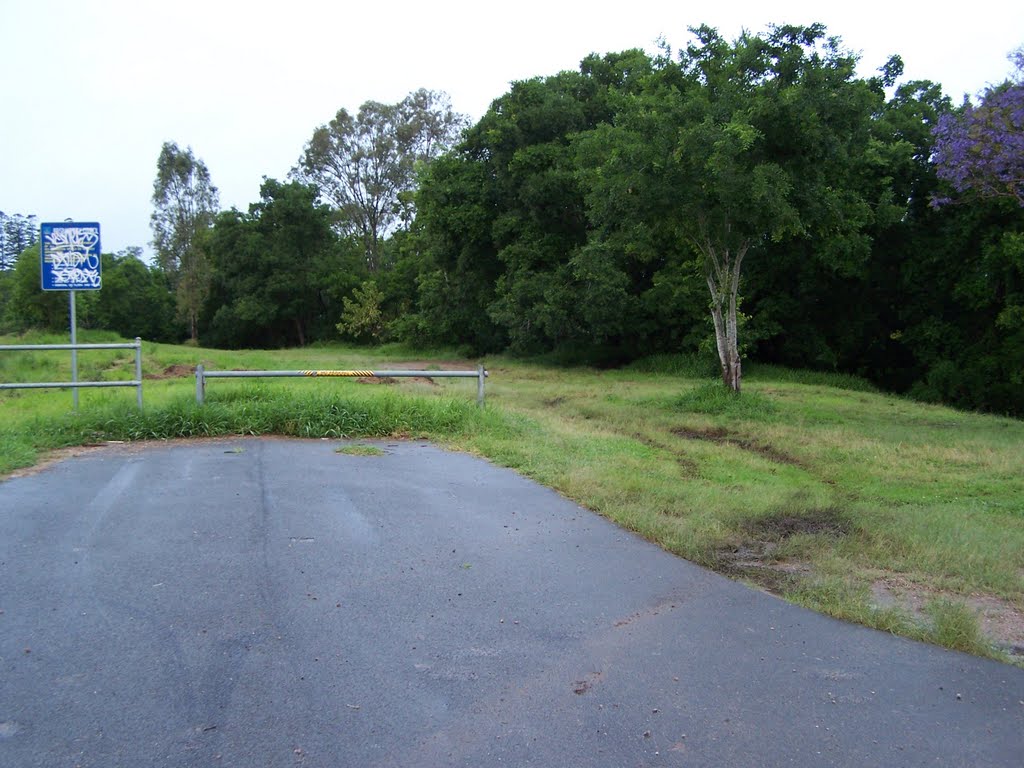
[2,334,1022,663]
[673,382,779,419]
[0,385,517,473]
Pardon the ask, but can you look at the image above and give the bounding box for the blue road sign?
[40,222,102,291]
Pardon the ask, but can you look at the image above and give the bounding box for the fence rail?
[0,338,143,409]
[195,364,489,406]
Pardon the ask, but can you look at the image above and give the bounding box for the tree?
[295,89,466,272]
[410,51,661,356]
[201,179,347,348]
[90,249,179,341]
[150,142,219,341]
[931,51,1024,207]
[577,25,893,391]
[0,212,39,271]
[336,280,385,343]
[1,244,66,330]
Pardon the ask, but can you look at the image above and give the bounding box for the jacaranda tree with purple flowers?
[932,51,1024,206]
[915,50,1024,414]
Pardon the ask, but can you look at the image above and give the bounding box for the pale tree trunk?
[176,245,209,344]
[694,219,748,393]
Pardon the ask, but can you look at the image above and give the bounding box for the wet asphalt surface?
[0,437,1022,767]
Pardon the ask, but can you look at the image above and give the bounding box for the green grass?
[2,333,1022,663]
[925,599,990,656]
[336,444,387,456]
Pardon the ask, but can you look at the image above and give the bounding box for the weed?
[925,599,989,655]
[336,445,386,456]
[674,383,778,420]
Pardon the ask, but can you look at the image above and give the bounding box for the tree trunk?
[697,221,748,393]
[709,297,741,392]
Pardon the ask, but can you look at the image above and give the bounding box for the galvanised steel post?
[70,292,78,410]
[478,364,485,407]
[135,338,143,409]
[195,364,205,405]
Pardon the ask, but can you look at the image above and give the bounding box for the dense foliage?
[392,28,1024,414]
[1,28,1021,415]
[0,245,178,340]
[198,179,362,348]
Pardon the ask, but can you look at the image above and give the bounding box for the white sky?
[2,0,1022,257]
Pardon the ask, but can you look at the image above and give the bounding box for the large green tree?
[150,141,219,341]
[577,25,901,391]
[201,179,355,348]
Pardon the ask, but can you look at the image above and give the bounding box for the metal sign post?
[40,222,102,410]
[70,291,77,408]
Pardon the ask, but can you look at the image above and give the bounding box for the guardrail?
[195,364,489,406]
[0,338,144,409]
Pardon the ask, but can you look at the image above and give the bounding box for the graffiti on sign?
[41,222,102,291]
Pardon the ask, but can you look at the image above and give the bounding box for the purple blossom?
[931,82,1024,207]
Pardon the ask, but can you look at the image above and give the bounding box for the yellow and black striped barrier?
[194,365,489,406]
[300,370,375,377]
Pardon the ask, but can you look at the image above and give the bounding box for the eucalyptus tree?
[150,141,219,341]
[295,89,466,273]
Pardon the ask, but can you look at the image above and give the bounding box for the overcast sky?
[2,0,1022,257]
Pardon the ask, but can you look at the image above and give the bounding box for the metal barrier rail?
[0,338,143,409]
[195,364,489,406]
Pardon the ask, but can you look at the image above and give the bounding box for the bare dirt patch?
[871,576,1024,658]
[671,425,804,467]
[355,360,480,387]
[742,507,851,539]
[714,508,849,593]
[714,555,807,594]
[144,363,195,380]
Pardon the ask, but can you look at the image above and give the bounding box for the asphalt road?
[1,438,1021,767]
